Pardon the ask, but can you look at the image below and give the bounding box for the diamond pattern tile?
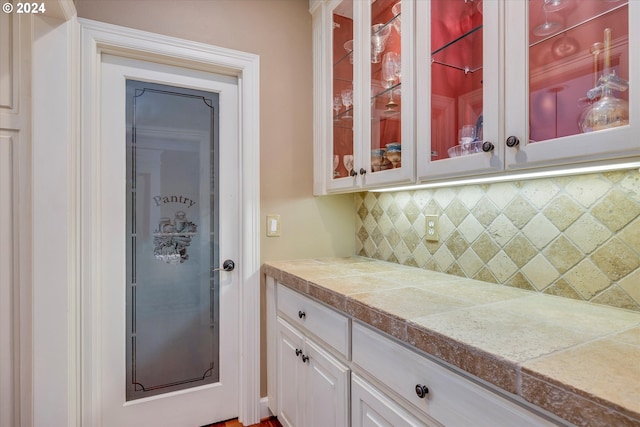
[354,170,640,312]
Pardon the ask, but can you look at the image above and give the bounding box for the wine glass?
[333,95,342,121]
[533,2,562,37]
[333,154,340,177]
[343,154,354,177]
[382,52,400,108]
[341,88,353,119]
[391,2,401,35]
[371,24,391,63]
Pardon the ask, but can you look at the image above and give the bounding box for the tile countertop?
[262,257,640,427]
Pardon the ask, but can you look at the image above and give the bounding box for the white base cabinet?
[351,374,432,427]
[266,278,567,427]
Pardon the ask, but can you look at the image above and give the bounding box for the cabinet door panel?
[352,374,428,427]
[305,340,349,427]
[276,319,304,427]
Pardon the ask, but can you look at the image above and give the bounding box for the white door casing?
[79,19,261,426]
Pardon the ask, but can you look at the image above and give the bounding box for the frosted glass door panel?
[125,80,219,401]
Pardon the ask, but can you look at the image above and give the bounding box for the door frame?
[78,18,261,426]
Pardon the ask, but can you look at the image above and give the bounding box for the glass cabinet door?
[330,0,356,187]
[416,0,502,181]
[505,1,639,168]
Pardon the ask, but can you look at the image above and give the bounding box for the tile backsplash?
[355,170,640,312]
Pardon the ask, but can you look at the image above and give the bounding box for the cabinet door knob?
[506,136,520,147]
[359,168,366,175]
[415,384,429,399]
[295,348,302,357]
[298,310,306,319]
[350,169,358,177]
[482,141,495,152]
[301,354,309,363]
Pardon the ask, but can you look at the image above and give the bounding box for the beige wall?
[75,0,355,400]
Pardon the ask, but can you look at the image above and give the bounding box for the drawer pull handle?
[415,384,429,399]
[301,354,309,363]
[295,348,302,357]
[298,310,306,319]
[506,135,520,147]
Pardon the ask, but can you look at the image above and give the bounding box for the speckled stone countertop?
[262,257,640,427]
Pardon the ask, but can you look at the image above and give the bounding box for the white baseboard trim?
[260,397,273,420]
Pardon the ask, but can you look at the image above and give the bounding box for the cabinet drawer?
[352,322,558,427]
[277,284,349,358]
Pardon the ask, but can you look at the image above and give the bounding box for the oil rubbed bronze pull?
[298,310,306,319]
[415,384,429,399]
[506,136,520,147]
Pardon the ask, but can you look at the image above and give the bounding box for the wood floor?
[204,416,282,427]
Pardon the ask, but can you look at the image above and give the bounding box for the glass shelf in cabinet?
[431,25,483,74]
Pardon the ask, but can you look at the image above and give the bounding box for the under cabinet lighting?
[370,161,640,192]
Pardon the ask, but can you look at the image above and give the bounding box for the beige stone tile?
[411,306,592,363]
[543,279,582,301]
[394,213,412,236]
[590,237,640,281]
[618,269,640,306]
[445,199,470,226]
[487,214,519,246]
[437,214,455,241]
[363,192,378,210]
[591,189,640,232]
[474,267,499,284]
[485,182,518,209]
[521,179,560,209]
[445,230,469,258]
[489,293,640,337]
[619,217,640,255]
[543,235,584,273]
[350,287,472,319]
[565,174,611,207]
[487,250,518,282]
[504,195,537,228]
[564,259,612,299]
[565,213,612,253]
[619,171,640,204]
[522,339,640,419]
[542,194,583,231]
[433,245,455,271]
[457,214,484,243]
[503,234,538,268]
[458,185,484,209]
[312,274,408,296]
[521,254,560,291]
[612,326,640,346]
[393,241,412,264]
[471,232,501,263]
[471,196,501,226]
[522,213,560,249]
[411,189,434,209]
[505,271,535,291]
[457,248,484,277]
[402,229,420,252]
[393,191,412,209]
[592,285,640,311]
[377,192,394,210]
[433,187,457,209]
[403,198,421,224]
[411,242,431,268]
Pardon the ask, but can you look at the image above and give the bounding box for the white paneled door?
[98,54,240,426]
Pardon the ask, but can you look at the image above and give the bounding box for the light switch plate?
[425,214,439,242]
[266,214,281,237]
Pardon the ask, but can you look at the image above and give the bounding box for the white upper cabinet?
[504,0,639,170]
[416,0,503,181]
[311,0,640,194]
[311,0,415,194]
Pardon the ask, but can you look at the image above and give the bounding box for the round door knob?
[359,168,366,175]
[301,355,309,363]
[295,348,302,357]
[506,136,520,147]
[350,169,357,177]
[415,384,429,399]
[298,310,306,319]
[212,259,235,272]
[482,141,495,152]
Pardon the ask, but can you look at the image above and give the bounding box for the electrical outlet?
[425,215,439,242]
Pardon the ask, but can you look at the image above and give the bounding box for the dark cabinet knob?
[301,355,309,363]
[350,169,357,177]
[298,310,306,319]
[415,384,429,399]
[295,348,302,357]
[506,136,520,147]
[359,168,366,175]
[212,259,235,272]
[482,141,495,152]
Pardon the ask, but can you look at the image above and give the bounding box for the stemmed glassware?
[341,88,353,119]
[382,52,400,109]
[333,95,342,121]
[533,1,563,37]
[371,24,391,63]
[333,154,340,177]
[343,154,354,177]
